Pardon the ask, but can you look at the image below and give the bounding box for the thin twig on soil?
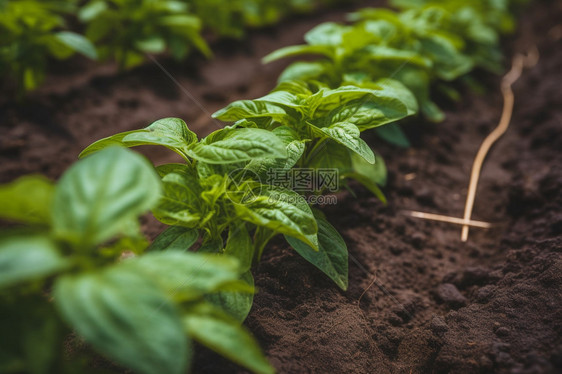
[405,211,493,228]
[461,47,539,241]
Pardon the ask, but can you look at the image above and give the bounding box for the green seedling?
[79,0,211,69]
[81,117,352,292]
[0,147,273,374]
[0,0,97,94]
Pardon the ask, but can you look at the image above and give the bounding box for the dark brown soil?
[1,1,561,373]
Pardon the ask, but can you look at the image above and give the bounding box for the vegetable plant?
[0,1,528,372]
[80,117,357,291]
[263,2,522,123]
[0,0,97,94]
[213,79,416,198]
[78,0,211,69]
[188,0,351,36]
[0,147,273,374]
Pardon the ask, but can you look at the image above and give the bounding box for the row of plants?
[0,0,527,373]
[0,0,355,93]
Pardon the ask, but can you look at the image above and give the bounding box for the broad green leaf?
[375,123,411,148]
[124,251,252,301]
[207,271,254,322]
[78,1,108,22]
[257,90,303,110]
[271,81,314,96]
[135,37,166,53]
[394,68,444,122]
[200,174,228,207]
[224,223,253,273]
[262,44,334,63]
[307,140,353,171]
[312,122,375,164]
[183,302,274,374]
[246,126,306,179]
[0,176,54,225]
[198,237,224,254]
[55,32,98,59]
[304,22,347,46]
[187,128,286,164]
[285,211,348,290]
[161,15,201,29]
[54,267,188,374]
[253,226,277,261]
[321,97,411,131]
[52,147,161,247]
[213,99,292,123]
[351,152,387,187]
[80,118,197,159]
[148,226,199,252]
[307,143,386,201]
[156,163,193,178]
[312,83,417,121]
[363,45,432,68]
[345,151,388,202]
[154,167,206,226]
[234,186,318,249]
[0,236,67,289]
[278,61,330,83]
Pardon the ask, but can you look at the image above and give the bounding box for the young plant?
[78,0,211,69]
[187,0,357,38]
[80,117,352,291]
[0,0,97,94]
[263,2,513,122]
[213,79,416,199]
[0,147,273,374]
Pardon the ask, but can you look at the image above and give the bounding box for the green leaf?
[363,45,431,68]
[304,22,347,46]
[135,37,166,54]
[124,251,252,301]
[54,267,189,374]
[148,226,199,251]
[55,32,98,59]
[52,147,161,247]
[161,14,201,29]
[262,44,334,63]
[375,123,410,148]
[224,223,254,273]
[351,152,387,187]
[313,122,375,164]
[234,185,318,249]
[278,61,330,83]
[0,176,54,225]
[153,169,202,228]
[313,82,417,125]
[213,99,292,123]
[285,211,348,290]
[184,302,274,374]
[245,126,306,179]
[0,236,67,289]
[307,140,353,171]
[207,271,254,322]
[187,128,286,164]
[80,118,197,159]
[78,1,108,22]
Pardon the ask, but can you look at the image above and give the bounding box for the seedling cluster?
[0,1,527,373]
[0,0,357,93]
